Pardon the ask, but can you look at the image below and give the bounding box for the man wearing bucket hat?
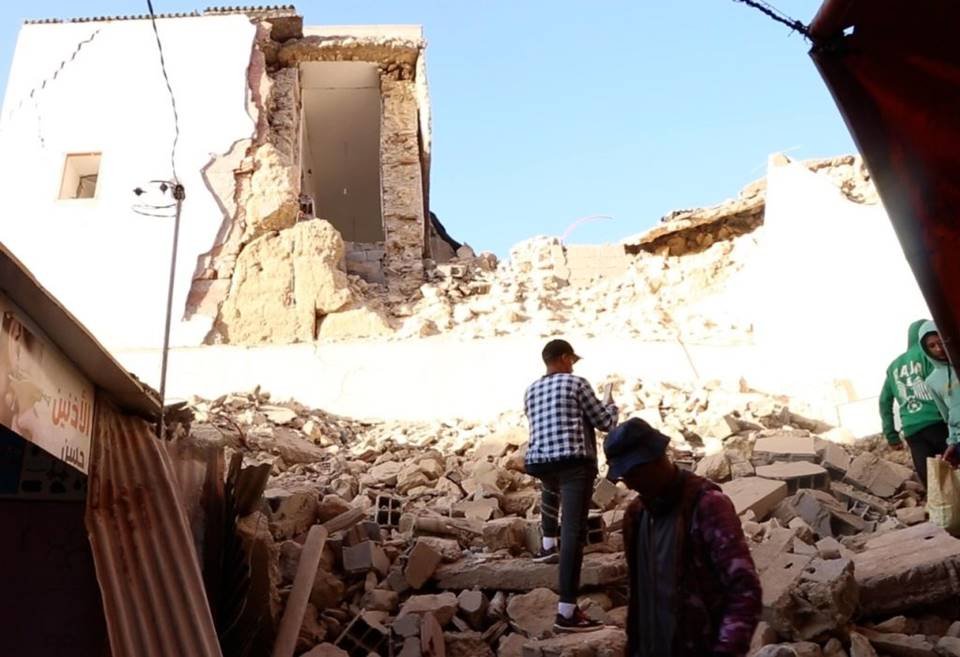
[524,338,618,633]
[605,418,761,657]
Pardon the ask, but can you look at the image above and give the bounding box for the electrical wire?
[731,0,812,39]
[145,0,182,182]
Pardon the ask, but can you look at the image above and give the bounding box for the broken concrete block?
[334,612,389,657]
[446,631,495,657]
[316,494,352,523]
[849,631,878,657]
[750,527,797,574]
[938,637,960,657]
[391,613,420,638]
[342,540,390,577]
[397,636,422,657]
[695,452,731,482]
[310,568,346,610]
[722,477,788,519]
[435,553,626,592]
[265,488,319,540]
[760,553,813,633]
[360,588,399,613]
[483,517,528,554]
[830,482,891,515]
[498,633,528,657]
[415,536,463,563]
[456,497,501,521]
[820,443,851,479]
[591,477,619,510]
[788,517,816,544]
[854,523,960,615]
[507,588,559,639]
[420,612,445,656]
[754,434,818,465]
[280,540,303,585]
[776,558,858,641]
[458,589,489,630]
[731,460,756,479]
[845,453,912,498]
[375,494,404,528]
[896,506,927,526]
[756,461,830,494]
[405,539,443,589]
[858,628,937,657]
[520,627,626,657]
[815,537,843,560]
[344,520,382,547]
[397,592,460,626]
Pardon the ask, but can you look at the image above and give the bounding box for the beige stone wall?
[381,77,427,294]
[564,244,631,286]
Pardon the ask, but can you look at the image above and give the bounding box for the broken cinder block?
[376,494,404,529]
[334,612,389,657]
[404,539,443,589]
[721,477,788,520]
[755,461,830,494]
[753,434,818,466]
[342,540,390,577]
[845,452,912,499]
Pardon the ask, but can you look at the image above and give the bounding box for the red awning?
[809,1,960,363]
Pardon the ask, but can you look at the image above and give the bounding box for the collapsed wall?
[185,12,432,345]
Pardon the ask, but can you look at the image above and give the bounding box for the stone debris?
[172,381,954,657]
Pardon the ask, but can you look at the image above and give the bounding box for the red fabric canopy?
[810,0,960,363]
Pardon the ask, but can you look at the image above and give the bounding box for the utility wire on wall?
[136,0,186,439]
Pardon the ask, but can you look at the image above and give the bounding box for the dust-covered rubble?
[175,377,960,657]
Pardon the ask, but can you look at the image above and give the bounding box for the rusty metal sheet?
[86,396,223,657]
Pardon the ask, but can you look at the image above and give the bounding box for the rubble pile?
[388,235,756,344]
[348,154,875,346]
[180,376,960,657]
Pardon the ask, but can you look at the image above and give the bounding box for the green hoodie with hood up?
[879,319,943,444]
[920,319,960,446]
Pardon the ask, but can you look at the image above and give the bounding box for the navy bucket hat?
[603,417,670,481]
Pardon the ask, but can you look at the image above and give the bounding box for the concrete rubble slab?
[434,553,627,592]
[845,453,912,499]
[520,627,627,657]
[722,477,789,519]
[405,539,443,589]
[821,443,851,479]
[853,523,960,616]
[756,461,830,494]
[753,434,818,465]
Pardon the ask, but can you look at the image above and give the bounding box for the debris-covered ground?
[176,378,960,657]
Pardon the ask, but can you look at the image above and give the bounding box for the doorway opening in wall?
[300,61,386,284]
[58,153,101,200]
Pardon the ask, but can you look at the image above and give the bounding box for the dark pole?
[158,182,185,439]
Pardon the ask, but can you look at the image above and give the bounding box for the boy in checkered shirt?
[524,339,618,632]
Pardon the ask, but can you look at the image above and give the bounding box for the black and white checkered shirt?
[524,373,619,466]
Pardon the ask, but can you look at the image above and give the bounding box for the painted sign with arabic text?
[0,292,94,473]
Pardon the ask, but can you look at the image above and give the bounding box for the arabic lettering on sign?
[0,293,94,474]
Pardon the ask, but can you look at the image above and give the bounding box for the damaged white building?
[0,5,444,349]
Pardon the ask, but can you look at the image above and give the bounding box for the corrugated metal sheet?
[86,396,223,657]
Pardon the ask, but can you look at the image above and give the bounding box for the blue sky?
[0,1,853,256]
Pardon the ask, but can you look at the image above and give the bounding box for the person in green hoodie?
[879,319,948,486]
[919,320,960,468]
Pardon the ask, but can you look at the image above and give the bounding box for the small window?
[59,153,101,200]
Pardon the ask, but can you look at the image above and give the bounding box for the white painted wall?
[0,16,257,350]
